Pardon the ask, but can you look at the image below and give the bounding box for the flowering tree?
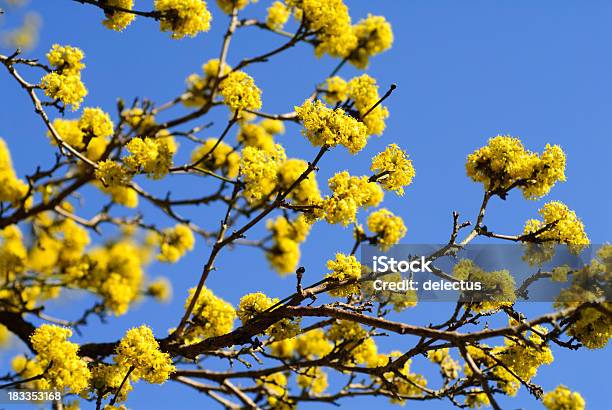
[0,1,609,410]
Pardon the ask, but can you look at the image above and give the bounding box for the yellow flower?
[78,107,114,139]
[95,160,131,186]
[216,0,252,14]
[90,363,133,402]
[323,76,349,105]
[154,0,212,39]
[46,44,85,75]
[0,138,28,204]
[295,99,368,154]
[240,145,286,202]
[147,278,172,302]
[219,71,263,112]
[295,329,333,359]
[124,137,175,179]
[102,0,136,31]
[238,292,300,340]
[347,74,389,135]
[266,215,311,275]
[266,1,290,30]
[367,208,407,250]
[30,324,91,393]
[115,325,175,384]
[543,385,585,410]
[237,123,276,152]
[183,287,236,342]
[326,253,362,297]
[191,138,240,178]
[296,367,328,395]
[350,15,394,69]
[466,136,566,199]
[157,224,195,263]
[523,201,589,248]
[371,144,415,195]
[40,72,88,111]
[277,158,321,205]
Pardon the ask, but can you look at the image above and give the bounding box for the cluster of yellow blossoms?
[182,287,236,343]
[323,74,389,135]
[295,99,368,154]
[313,171,383,225]
[154,0,212,39]
[326,253,362,297]
[453,259,516,312]
[89,363,133,403]
[350,14,394,69]
[277,158,320,204]
[101,0,136,31]
[115,325,175,383]
[0,138,28,205]
[466,135,566,199]
[238,119,285,152]
[40,44,88,110]
[183,59,232,107]
[266,1,291,30]
[191,138,240,178]
[219,71,263,112]
[543,385,586,410]
[465,326,553,396]
[427,348,460,380]
[238,292,300,340]
[296,367,328,396]
[371,143,415,195]
[366,208,407,250]
[269,328,333,359]
[155,223,195,262]
[29,325,91,393]
[326,320,378,366]
[240,145,286,201]
[523,201,589,248]
[217,0,254,14]
[266,215,311,274]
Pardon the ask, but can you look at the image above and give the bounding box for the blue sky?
[0,1,611,409]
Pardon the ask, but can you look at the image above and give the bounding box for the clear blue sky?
[1,1,610,409]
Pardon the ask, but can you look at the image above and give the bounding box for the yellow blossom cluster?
[326,253,362,297]
[290,0,356,58]
[296,367,328,395]
[146,277,172,302]
[238,292,300,340]
[266,1,290,30]
[219,71,263,112]
[277,158,320,204]
[466,135,567,199]
[269,328,334,360]
[465,327,553,396]
[374,352,427,403]
[216,0,253,14]
[427,348,460,379]
[183,287,236,343]
[95,159,131,186]
[30,324,91,393]
[115,325,175,384]
[124,137,176,179]
[553,246,611,349]
[154,0,212,39]
[295,99,368,154]
[0,138,28,205]
[50,108,113,155]
[523,201,589,249]
[40,44,87,110]
[89,363,133,403]
[258,372,292,409]
[102,0,136,31]
[366,208,407,250]
[28,210,90,274]
[543,385,586,410]
[453,259,516,312]
[183,59,232,107]
[78,107,114,139]
[191,138,240,178]
[155,224,195,263]
[350,14,394,69]
[371,143,415,195]
[237,119,284,153]
[240,145,286,202]
[79,241,146,315]
[347,74,389,135]
[266,215,311,274]
[323,76,349,105]
[326,320,378,366]
[313,171,383,225]
[121,107,157,132]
